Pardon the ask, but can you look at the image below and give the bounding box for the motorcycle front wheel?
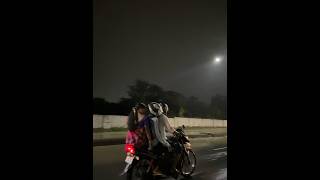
[180,150,197,177]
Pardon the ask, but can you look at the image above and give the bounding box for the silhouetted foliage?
[93,98,107,115]
[93,80,227,119]
[210,94,227,119]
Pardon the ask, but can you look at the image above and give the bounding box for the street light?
[213,56,223,64]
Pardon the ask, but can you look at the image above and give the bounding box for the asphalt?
[93,128,227,146]
[93,136,227,180]
[93,133,225,146]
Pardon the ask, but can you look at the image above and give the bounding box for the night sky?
[94,0,227,104]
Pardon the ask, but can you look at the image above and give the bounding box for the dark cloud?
[94,0,227,103]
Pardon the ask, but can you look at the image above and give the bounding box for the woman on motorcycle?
[126,103,153,151]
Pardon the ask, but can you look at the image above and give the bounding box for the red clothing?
[134,127,147,149]
[125,116,150,150]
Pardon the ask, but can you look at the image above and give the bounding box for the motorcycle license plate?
[125,155,134,164]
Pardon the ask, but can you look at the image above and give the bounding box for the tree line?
[94,80,227,119]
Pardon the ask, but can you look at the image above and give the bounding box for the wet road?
[93,137,227,180]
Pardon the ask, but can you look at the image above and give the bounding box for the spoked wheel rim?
[181,150,196,176]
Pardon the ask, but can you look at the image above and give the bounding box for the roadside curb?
[93,134,227,146]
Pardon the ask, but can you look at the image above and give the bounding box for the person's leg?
[167,141,182,178]
[152,144,166,175]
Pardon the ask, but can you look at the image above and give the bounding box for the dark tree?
[185,96,209,118]
[94,80,227,119]
[163,91,186,117]
[93,97,107,114]
[210,94,227,119]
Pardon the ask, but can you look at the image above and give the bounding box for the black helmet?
[133,103,147,115]
[135,103,147,109]
[148,102,163,116]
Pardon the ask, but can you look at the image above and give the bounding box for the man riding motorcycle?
[148,102,180,177]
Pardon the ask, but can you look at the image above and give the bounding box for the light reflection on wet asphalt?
[151,147,227,180]
[94,140,227,180]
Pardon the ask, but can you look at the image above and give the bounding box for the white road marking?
[212,147,227,151]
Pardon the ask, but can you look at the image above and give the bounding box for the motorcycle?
[121,125,197,180]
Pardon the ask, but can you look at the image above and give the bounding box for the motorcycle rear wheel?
[126,159,153,180]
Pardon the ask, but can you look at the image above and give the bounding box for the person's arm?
[144,125,152,141]
[162,115,176,134]
[144,119,153,150]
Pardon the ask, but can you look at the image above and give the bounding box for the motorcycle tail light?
[125,144,135,154]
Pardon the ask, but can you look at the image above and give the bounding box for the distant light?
[213,56,223,64]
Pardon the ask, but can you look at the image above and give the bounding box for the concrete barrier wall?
[103,115,128,129]
[93,115,227,129]
[93,115,104,128]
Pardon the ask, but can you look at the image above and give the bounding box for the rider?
[126,103,153,151]
[159,102,181,176]
[148,102,175,148]
[148,102,179,177]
